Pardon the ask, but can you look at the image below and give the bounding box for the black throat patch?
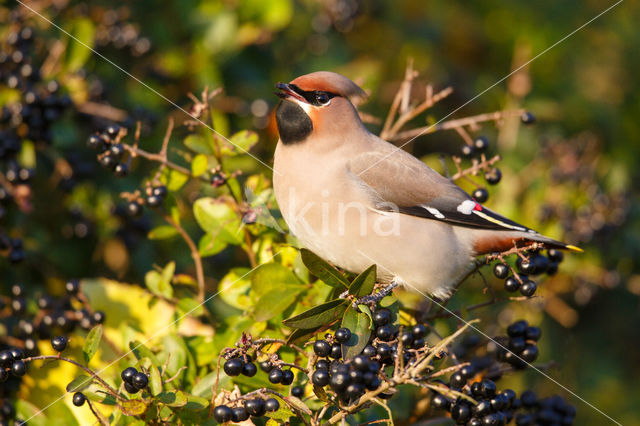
[275,101,313,145]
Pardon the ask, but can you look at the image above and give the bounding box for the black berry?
[334,327,351,344]
[264,397,280,412]
[231,406,249,422]
[521,111,536,124]
[268,368,283,384]
[242,362,257,377]
[132,372,148,390]
[281,369,294,385]
[291,385,304,398]
[244,398,266,417]
[51,336,68,352]
[519,280,537,297]
[223,358,244,376]
[11,360,26,376]
[72,392,86,407]
[372,308,392,326]
[494,263,509,279]
[461,144,475,157]
[213,405,233,423]
[504,276,521,292]
[313,340,331,357]
[121,367,137,383]
[258,360,273,372]
[474,136,489,151]
[485,168,502,185]
[472,188,489,203]
[312,369,330,387]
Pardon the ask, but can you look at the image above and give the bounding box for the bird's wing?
[347,150,535,233]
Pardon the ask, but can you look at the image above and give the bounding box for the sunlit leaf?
[191,153,209,177]
[82,325,102,365]
[184,134,214,155]
[66,18,95,71]
[283,299,348,329]
[148,225,178,240]
[193,197,243,245]
[253,286,303,321]
[157,390,188,407]
[119,399,148,416]
[251,262,302,297]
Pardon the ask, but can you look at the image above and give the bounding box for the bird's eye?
[315,92,330,105]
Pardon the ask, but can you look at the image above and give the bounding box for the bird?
[272,71,580,300]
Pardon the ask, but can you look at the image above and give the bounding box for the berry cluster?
[491,320,541,370]
[213,396,281,423]
[120,366,149,394]
[87,124,130,177]
[429,320,574,425]
[93,7,152,57]
[0,280,105,365]
[493,248,564,297]
[457,112,535,204]
[125,185,168,218]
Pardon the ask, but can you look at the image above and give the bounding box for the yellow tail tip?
[565,245,583,253]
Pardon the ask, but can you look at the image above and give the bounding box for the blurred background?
[1,0,639,424]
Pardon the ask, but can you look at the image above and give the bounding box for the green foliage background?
[2,0,640,424]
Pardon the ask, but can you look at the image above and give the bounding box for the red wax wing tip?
[473,203,483,211]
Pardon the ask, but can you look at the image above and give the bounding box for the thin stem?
[163,214,205,304]
[388,109,525,142]
[20,355,122,400]
[86,399,109,426]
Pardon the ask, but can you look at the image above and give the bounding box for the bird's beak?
[275,83,308,104]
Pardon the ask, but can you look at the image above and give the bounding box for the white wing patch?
[421,205,445,219]
[456,200,477,215]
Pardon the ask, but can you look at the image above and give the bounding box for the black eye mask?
[288,84,338,106]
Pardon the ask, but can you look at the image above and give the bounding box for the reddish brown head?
[275,72,367,146]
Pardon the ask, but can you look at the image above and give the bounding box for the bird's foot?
[352,280,399,308]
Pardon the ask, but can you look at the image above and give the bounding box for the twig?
[388,109,526,142]
[162,214,205,304]
[19,355,122,400]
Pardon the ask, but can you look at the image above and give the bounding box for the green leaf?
[67,18,95,71]
[161,168,189,191]
[177,297,205,317]
[148,225,178,240]
[129,340,160,365]
[284,396,312,416]
[285,326,322,344]
[145,262,175,299]
[157,390,188,408]
[283,299,348,329]
[191,154,209,177]
[253,286,303,321]
[313,384,330,403]
[160,334,187,377]
[341,308,371,360]
[300,249,349,290]
[348,264,377,297]
[83,325,103,365]
[229,130,259,152]
[193,197,243,245]
[66,374,93,392]
[119,399,148,416]
[184,134,214,155]
[251,262,301,297]
[265,395,295,421]
[197,233,228,257]
[218,267,252,309]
